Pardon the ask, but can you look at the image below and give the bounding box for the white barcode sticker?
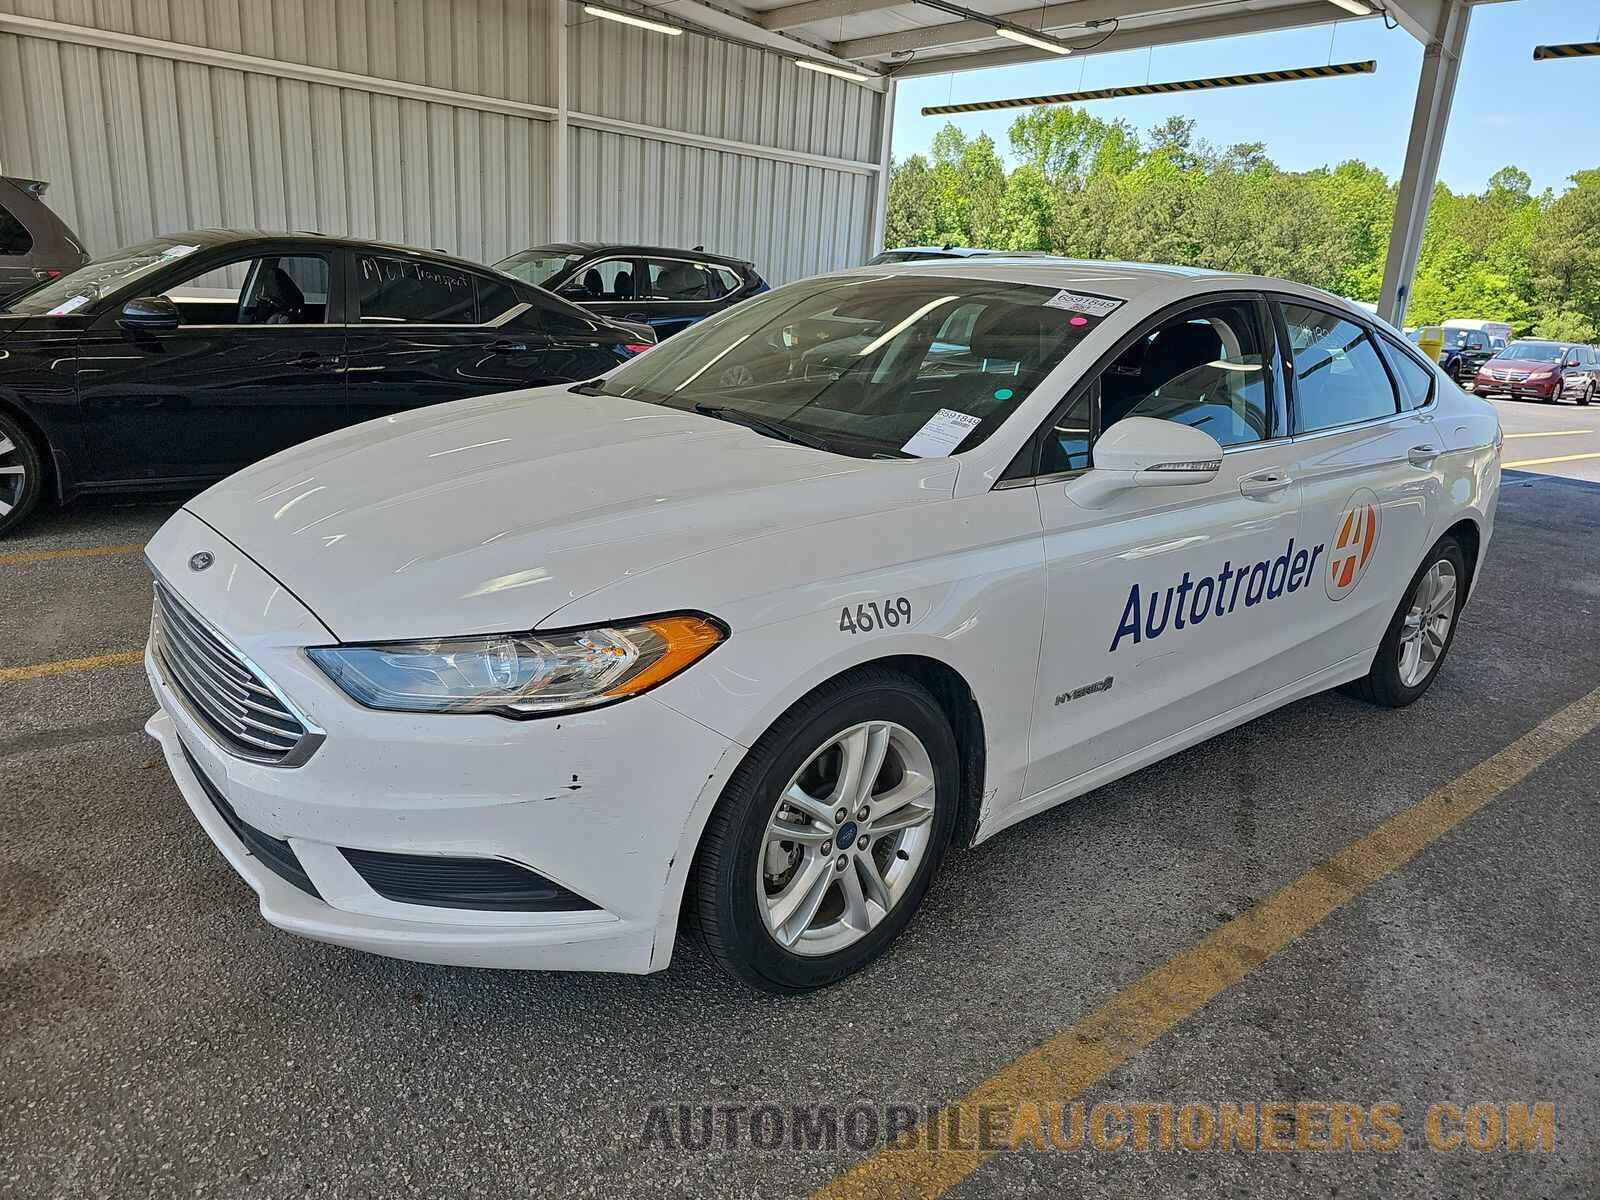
[902,408,982,458]
[1043,290,1122,318]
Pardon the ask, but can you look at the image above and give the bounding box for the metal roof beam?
[837,0,1221,61]
[757,0,911,32]
[888,2,1366,78]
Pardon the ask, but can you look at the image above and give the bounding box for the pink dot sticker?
[1070,315,1089,326]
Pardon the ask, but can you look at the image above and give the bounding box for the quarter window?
[357,255,475,323]
[1099,300,1272,448]
[477,276,521,324]
[1383,337,1435,410]
[645,260,739,301]
[0,202,32,256]
[1278,304,1398,433]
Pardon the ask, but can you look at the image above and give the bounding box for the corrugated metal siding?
[0,28,553,261]
[0,0,553,106]
[567,9,880,165]
[568,125,873,285]
[0,0,883,278]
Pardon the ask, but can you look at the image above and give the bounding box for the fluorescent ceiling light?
[1326,0,1373,14]
[583,5,683,35]
[795,58,874,81]
[994,25,1073,55]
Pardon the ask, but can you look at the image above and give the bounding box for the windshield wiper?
[691,403,832,451]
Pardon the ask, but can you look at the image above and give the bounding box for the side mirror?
[119,295,179,331]
[1067,416,1224,508]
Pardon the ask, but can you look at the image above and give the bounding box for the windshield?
[494,249,583,289]
[6,237,202,315]
[1499,343,1565,363]
[585,273,1106,459]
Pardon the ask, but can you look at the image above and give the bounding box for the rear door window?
[1278,303,1399,433]
[356,255,476,323]
[0,202,32,256]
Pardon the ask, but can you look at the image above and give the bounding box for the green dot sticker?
[994,387,1014,400]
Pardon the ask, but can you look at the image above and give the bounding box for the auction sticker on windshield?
[902,408,982,457]
[1043,290,1123,318]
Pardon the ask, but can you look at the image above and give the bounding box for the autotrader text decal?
[1110,539,1325,653]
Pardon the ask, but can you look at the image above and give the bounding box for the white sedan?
[142,260,1501,992]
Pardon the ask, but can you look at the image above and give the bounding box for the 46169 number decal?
[839,597,912,634]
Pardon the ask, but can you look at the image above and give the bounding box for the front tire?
[692,668,959,993]
[0,411,45,538]
[1346,537,1467,708]
[1581,382,1594,407]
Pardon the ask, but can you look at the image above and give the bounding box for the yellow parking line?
[0,649,144,685]
[813,684,1600,1200]
[0,543,144,567]
[1502,429,1593,439]
[1503,451,1600,470]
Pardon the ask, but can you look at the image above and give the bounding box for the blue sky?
[890,0,1600,195]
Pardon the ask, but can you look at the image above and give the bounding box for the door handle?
[487,339,528,353]
[1407,444,1441,467]
[1239,471,1292,498]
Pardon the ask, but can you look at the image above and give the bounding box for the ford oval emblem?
[189,551,214,572]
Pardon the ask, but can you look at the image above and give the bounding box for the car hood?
[185,386,956,642]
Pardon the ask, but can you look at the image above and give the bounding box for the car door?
[1020,294,1307,800]
[640,257,738,339]
[553,256,647,329]
[1269,299,1441,682]
[342,254,628,420]
[1559,346,1588,399]
[72,246,347,484]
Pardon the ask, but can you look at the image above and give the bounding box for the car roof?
[846,256,1254,298]
[878,246,1060,258]
[519,241,754,269]
[146,229,501,277]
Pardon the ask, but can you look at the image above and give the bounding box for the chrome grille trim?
[149,575,325,768]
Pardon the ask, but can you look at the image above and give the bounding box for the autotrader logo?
[1326,490,1380,601]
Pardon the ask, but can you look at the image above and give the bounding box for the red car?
[1473,340,1597,405]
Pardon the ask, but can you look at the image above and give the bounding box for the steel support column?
[1378,0,1471,326]
[868,78,897,258]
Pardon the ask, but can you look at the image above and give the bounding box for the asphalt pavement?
[2,462,1597,1199]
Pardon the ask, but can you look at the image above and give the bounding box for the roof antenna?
[693,244,704,252]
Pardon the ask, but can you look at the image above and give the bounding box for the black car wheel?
[692,667,959,993]
[0,411,44,537]
[1582,381,1594,408]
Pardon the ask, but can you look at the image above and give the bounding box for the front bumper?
[1475,374,1556,398]
[143,511,739,973]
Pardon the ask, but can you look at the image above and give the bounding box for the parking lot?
[1,393,1596,1198]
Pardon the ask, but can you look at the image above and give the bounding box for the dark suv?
[1438,327,1499,385]
[494,243,767,340]
[0,177,90,304]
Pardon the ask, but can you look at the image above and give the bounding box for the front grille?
[340,848,600,912]
[151,580,313,765]
[181,744,321,899]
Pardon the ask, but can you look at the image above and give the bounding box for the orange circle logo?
[1326,490,1380,601]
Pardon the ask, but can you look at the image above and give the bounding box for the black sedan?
[494,242,767,341]
[0,230,652,535]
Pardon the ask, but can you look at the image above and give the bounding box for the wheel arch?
[0,394,59,503]
[1441,515,1482,600]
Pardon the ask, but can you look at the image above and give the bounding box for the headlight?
[308,614,726,717]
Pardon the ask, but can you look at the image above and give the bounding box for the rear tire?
[0,411,44,538]
[1345,537,1467,708]
[691,668,959,993]
[1581,382,1594,407]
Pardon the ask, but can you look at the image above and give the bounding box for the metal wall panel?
[568,125,873,285]
[0,0,554,106]
[567,7,880,165]
[0,28,553,261]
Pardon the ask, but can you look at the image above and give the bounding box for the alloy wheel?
[0,433,27,519]
[1397,559,1458,687]
[756,721,937,957]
